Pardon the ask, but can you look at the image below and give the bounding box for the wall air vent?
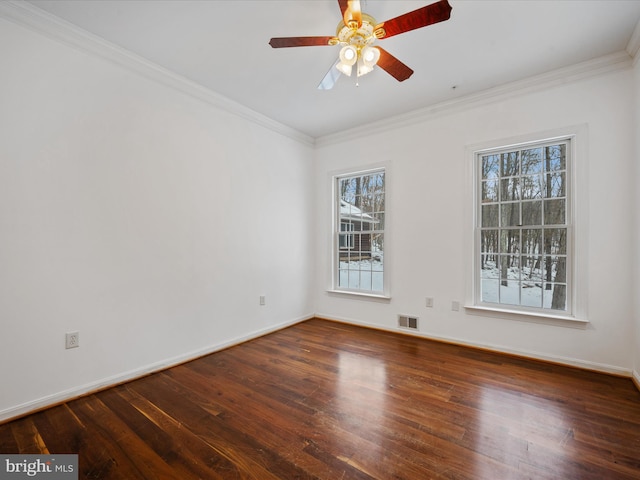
[398,315,418,330]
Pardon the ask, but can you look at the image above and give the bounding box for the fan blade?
[318,59,342,90]
[269,36,335,48]
[376,47,414,82]
[343,0,362,28]
[338,0,349,18]
[376,0,452,40]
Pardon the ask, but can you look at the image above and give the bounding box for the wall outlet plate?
[65,331,79,349]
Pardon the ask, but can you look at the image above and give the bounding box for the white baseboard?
[633,369,640,392]
[0,314,312,423]
[316,314,633,378]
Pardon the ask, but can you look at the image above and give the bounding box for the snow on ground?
[339,258,384,292]
[481,261,563,309]
[338,258,565,311]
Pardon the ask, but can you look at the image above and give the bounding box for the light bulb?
[361,46,380,67]
[339,45,358,66]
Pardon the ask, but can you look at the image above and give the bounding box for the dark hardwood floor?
[1,318,640,479]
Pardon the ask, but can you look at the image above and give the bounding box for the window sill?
[465,305,588,325]
[327,289,391,302]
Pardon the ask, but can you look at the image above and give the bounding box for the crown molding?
[316,50,633,147]
[0,0,315,147]
[627,18,640,62]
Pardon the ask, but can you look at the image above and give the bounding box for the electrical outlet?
[259,295,266,306]
[451,301,460,312]
[425,297,434,308]
[65,331,79,349]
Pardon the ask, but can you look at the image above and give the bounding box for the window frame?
[468,128,587,323]
[331,167,388,299]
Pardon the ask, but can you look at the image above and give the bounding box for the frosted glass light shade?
[337,45,358,76]
[357,46,380,76]
[361,46,380,67]
[339,45,357,64]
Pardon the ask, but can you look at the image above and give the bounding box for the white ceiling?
[24,0,640,139]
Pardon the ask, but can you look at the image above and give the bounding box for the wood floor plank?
[128,373,312,479]
[160,367,339,478]
[1,318,639,479]
[71,395,176,480]
[10,418,49,454]
[98,387,230,480]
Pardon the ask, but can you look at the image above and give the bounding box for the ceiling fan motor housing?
[334,13,380,49]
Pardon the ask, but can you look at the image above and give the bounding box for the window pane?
[500,281,520,306]
[359,269,372,291]
[544,228,567,255]
[522,229,542,255]
[545,172,566,197]
[338,265,349,288]
[372,233,384,259]
[360,198,373,216]
[339,201,354,222]
[552,257,567,283]
[352,233,362,253]
[373,212,385,230]
[521,148,543,174]
[371,272,383,292]
[348,270,360,289]
[481,277,499,303]
[499,255,519,282]
[372,172,385,189]
[501,152,519,176]
[521,283,542,308]
[482,204,499,227]
[521,201,542,226]
[501,203,519,227]
[340,178,356,204]
[541,256,567,286]
[482,154,500,180]
[521,174,543,199]
[544,283,567,310]
[522,255,542,283]
[544,199,565,225]
[500,177,519,201]
[482,179,498,203]
[481,230,498,254]
[500,229,520,254]
[546,144,566,171]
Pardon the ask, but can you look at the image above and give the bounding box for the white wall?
[0,17,314,421]
[314,66,636,375]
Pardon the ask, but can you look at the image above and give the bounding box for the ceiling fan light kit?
[268,0,452,89]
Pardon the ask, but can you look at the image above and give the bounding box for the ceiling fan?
[269,0,452,90]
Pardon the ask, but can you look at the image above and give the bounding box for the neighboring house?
[339,199,378,259]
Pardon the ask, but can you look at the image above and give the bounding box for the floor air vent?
[398,315,418,330]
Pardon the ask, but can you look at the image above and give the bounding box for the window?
[335,169,385,294]
[475,138,571,314]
